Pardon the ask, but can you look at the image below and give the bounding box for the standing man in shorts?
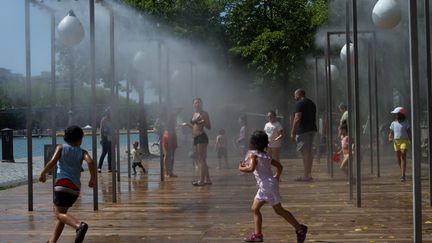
[290,89,317,182]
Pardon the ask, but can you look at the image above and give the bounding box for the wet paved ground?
[0,157,45,188]
[1,149,432,242]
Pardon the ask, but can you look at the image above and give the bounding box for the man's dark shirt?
[295,97,317,134]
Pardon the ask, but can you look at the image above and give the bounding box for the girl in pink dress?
[338,124,349,177]
[239,130,307,243]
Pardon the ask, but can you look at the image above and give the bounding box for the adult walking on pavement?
[290,89,317,182]
[98,110,112,173]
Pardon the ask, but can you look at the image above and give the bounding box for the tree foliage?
[124,0,229,47]
[225,0,328,84]
[124,0,329,90]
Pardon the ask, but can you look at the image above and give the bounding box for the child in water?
[239,130,307,243]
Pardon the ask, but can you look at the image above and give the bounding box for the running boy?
[388,107,411,182]
[39,125,96,243]
[239,130,307,243]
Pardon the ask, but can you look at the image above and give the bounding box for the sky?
[0,0,51,75]
[0,0,158,102]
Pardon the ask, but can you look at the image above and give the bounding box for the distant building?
[0,68,23,83]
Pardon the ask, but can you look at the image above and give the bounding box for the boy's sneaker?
[400,175,406,182]
[75,222,88,243]
[244,233,263,242]
[296,224,308,243]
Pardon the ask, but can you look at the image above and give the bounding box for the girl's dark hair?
[64,125,84,144]
[249,130,269,152]
[397,113,406,121]
[339,123,348,132]
[193,97,202,103]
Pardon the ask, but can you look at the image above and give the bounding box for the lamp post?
[108,3,118,202]
[407,0,422,240]
[313,56,324,165]
[25,0,99,211]
[89,0,98,211]
[25,0,33,212]
[57,10,84,126]
[425,0,432,208]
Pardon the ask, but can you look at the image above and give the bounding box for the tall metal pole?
[25,0,33,212]
[345,0,354,200]
[158,41,164,182]
[373,32,380,178]
[47,7,56,154]
[68,49,75,126]
[352,0,361,208]
[109,7,117,203]
[324,38,331,175]
[166,49,171,114]
[109,8,120,184]
[89,0,99,211]
[127,79,131,178]
[367,43,374,175]
[425,0,432,207]
[314,57,321,164]
[408,0,422,241]
[165,48,172,180]
[326,33,334,178]
[50,10,57,200]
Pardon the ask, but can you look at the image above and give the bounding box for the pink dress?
[244,150,281,206]
[341,135,349,159]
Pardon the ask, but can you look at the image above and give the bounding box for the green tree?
[124,0,230,51]
[224,0,328,129]
[225,0,328,83]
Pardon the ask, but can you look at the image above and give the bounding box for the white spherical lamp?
[372,0,401,29]
[133,50,147,71]
[57,10,85,47]
[330,65,340,80]
[340,43,354,63]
